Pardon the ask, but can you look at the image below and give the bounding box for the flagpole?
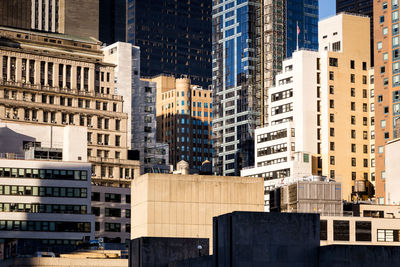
[296,21,299,51]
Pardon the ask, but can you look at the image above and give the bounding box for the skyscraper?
[373,0,400,204]
[212,0,262,176]
[212,0,318,176]
[99,0,212,88]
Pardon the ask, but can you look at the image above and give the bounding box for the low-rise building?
[0,157,94,258]
[131,173,264,252]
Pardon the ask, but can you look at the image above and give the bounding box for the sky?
[319,0,336,20]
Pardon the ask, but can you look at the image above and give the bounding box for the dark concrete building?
[130,211,400,267]
[0,0,31,30]
[336,0,374,65]
[0,0,99,39]
[99,0,212,88]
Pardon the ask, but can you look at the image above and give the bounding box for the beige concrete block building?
[131,173,264,247]
[319,14,372,201]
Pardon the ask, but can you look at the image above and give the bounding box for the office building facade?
[0,158,94,256]
[103,42,170,174]
[0,26,140,187]
[151,75,213,170]
[243,14,373,203]
[373,0,400,203]
[99,0,212,88]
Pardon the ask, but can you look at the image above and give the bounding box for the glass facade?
[212,0,261,176]
[212,0,319,176]
[286,0,319,57]
[126,0,212,88]
[99,0,127,45]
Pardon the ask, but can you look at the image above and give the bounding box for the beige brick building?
[148,75,213,171]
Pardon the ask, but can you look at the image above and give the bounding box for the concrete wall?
[319,245,400,267]
[129,237,209,267]
[131,174,264,252]
[385,139,400,204]
[3,257,127,267]
[213,212,320,267]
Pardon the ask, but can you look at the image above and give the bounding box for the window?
[352,158,356,167]
[377,41,383,50]
[356,222,372,241]
[352,172,356,180]
[351,144,356,153]
[105,223,121,232]
[380,16,385,24]
[351,130,356,139]
[105,208,121,217]
[381,120,387,128]
[320,220,327,241]
[330,114,334,122]
[330,156,335,165]
[384,53,388,61]
[351,88,355,97]
[378,146,384,154]
[393,10,399,22]
[351,116,356,125]
[329,71,334,80]
[351,102,355,111]
[384,106,389,114]
[330,128,335,137]
[329,57,338,67]
[350,74,355,83]
[333,220,350,241]
[330,142,335,151]
[350,60,355,69]
[105,193,121,203]
[329,86,334,94]
[394,23,400,35]
[385,132,390,139]
[330,100,334,108]
[92,207,100,216]
[383,2,388,9]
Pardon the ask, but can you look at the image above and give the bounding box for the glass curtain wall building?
[212,0,262,176]
[212,0,318,176]
[125,0,212,88]
[286,0,319,58]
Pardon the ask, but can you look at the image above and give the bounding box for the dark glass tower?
[99,0,127,45]
[286,0,319,58]
[131,0,212,87]
[99,0,212,88]
[336,0,374,65]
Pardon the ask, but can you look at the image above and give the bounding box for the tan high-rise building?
[0,0,99,39]
[373,0,400,204]
[0,26,140,185]
[148,75,213,171]
[319,14,372,201]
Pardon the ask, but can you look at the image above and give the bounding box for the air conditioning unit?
[125,176,130,179]
[51,120,56,123]
[92,173,96,176]
[88,141,92,144]
[88,124,93,128]
[108,175,114,178]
